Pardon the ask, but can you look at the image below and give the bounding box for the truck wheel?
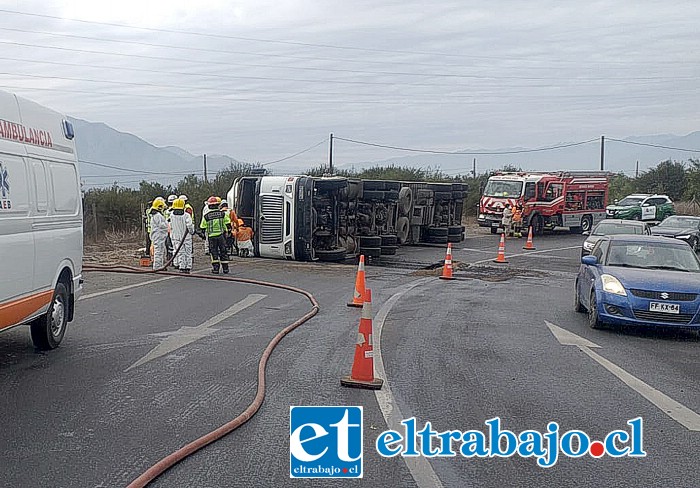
[360,246,382,258]
[396,217,410,244]
[380,234,398,247]
[31,282,68,350]
[398,187,413,216]
[362,190,385,201]
[448,226,462,236]
[359,235,382,248]
[362,180,386,191]
[427,226,449,237]
[434,191,452,201]
[427,235,449,244]
[316,248,347,262]
[381,245,398,255]
[581,215,593,233]
[447,234,462,243]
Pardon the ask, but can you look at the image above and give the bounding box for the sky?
[1,0,698,171]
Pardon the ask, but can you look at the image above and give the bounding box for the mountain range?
[71,117,700,189]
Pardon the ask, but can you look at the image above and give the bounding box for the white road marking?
[79,267,209,301]
[457,247,494,254]
[126,294,267,371]
[373,277,445,488]
[546,321,700,431]
[471,245,581,265]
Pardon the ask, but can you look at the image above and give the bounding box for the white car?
[0,90,83,349]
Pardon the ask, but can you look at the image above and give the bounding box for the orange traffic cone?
[341,289,384,390]
[439,243,455,280]
[493,233,508,263]
[523,226,537,250]
[347,255,367,308]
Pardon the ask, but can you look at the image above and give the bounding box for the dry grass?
[675,201,700,216]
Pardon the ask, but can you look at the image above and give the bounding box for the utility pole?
[472,158,476,178]
[635,160,639,178]
[328,133,334,174]
[203,153,208,182]
[599,135,605,171]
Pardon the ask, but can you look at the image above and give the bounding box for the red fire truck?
[478,171,609,235]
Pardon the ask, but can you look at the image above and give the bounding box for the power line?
[260,140,326,166]
[334,137,598,155]
[606,138,700,153]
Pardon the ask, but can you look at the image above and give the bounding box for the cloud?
[0,0,697,170]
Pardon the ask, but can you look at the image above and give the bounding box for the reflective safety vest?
[200,208,231,237]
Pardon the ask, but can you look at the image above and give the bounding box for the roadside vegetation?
[83,158,700,241]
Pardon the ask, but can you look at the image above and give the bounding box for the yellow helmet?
[215,196,222,203]
[172,198,185,210]
[154,196,166,205]
[151,200,166,211]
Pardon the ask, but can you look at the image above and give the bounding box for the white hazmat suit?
[170,210,194,271]
[149,210,169,270]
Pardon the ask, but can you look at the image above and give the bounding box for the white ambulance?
[0,90,82,349]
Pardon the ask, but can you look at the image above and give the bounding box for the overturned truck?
[227,176,466,261]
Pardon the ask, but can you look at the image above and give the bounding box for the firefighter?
[512,204,523,238]
[235,219,254,257]
[501,203,513,236]
[170,198,194,273]
[180,194,194,219]
[149,199,169,270]
[199,196,231,274]
[219,200,235,255]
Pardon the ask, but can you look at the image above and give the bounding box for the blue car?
[575,235,700,330]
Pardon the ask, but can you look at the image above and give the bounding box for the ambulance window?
[49,162,79,214]
[32,160,48,213]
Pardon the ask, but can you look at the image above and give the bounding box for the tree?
[636,160,687,200]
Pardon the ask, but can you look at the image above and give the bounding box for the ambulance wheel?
[31,282,68,350]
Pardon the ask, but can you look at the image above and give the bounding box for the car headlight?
[601,274,627,296]
[676,234,690,239]
[478,214,485,219]
[583,241,595,250]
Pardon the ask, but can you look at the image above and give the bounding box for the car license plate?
[649,302,680,314]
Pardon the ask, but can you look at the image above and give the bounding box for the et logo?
[289,406,363,478]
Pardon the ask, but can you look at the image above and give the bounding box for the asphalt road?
[0,231,698,487]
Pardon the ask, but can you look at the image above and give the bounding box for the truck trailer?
[227,176,466,261]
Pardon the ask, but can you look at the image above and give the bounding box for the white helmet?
[179,194,188,202]
[167,194,177,203]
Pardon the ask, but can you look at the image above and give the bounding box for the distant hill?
[70,118,245,188]
[70,116,699,188]
[337,132,700,177]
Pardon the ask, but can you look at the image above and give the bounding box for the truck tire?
[448,226,462,236]
[397,217,410,244]
[398,187,413,216]
[447,234,462,243]
[30,282,68,350]
[581,215,593,233]
[384,189,400,201]
[427,226,449,237]
[362,190,385,201]
[360,246,382,258]
[531,214,544,236]
[362,180,386,191]
[384,181,401,192]
[381,245,398,255]
[380,234,398,247]
[427,235,449,244]
[359,235,382,248]
[434,191,452,201]
[316,248,347,262]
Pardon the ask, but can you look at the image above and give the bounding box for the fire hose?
[83,232,320,487]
